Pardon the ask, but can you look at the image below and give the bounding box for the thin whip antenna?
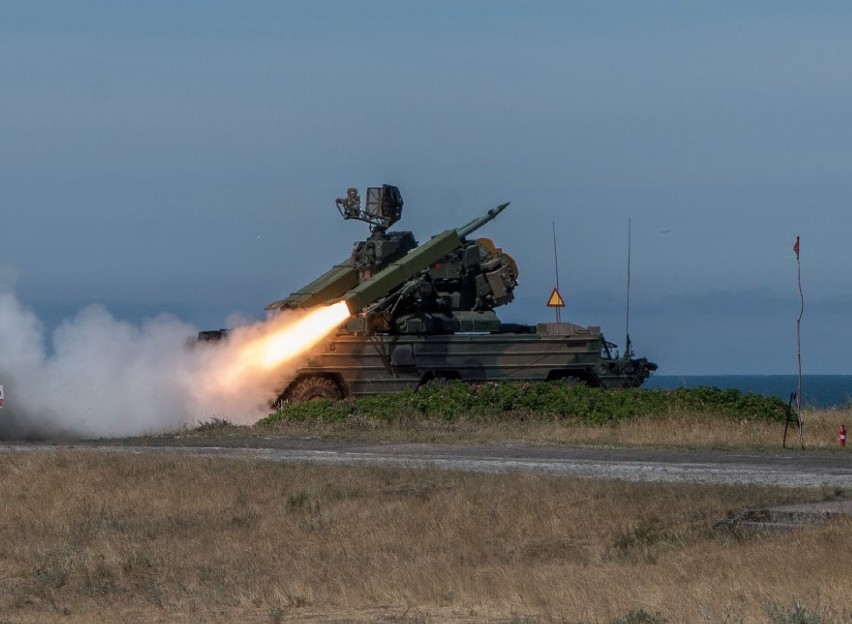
[625,218,632,355]
[552,221,561,323]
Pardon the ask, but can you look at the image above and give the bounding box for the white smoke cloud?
[0,289,303,440]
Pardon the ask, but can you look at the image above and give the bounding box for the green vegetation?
[260,381,790,426]
[608,611,668,624]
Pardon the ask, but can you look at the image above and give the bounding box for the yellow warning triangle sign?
[546,287,566,307]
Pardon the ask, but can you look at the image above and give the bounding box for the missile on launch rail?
[341,202,510,314]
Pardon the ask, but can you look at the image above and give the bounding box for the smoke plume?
[0,290,308,440]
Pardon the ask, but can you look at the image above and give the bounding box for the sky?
[2,1,851,375]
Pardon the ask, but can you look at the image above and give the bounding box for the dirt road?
[7,438,851,488]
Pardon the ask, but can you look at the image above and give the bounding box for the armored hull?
[276,321,653,402]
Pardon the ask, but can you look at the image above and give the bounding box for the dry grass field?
[1,450,850,623]
[254,408,851,451]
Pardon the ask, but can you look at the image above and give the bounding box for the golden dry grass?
[1,450,850,623]
[516,408,850,450]
[257,407,852,451]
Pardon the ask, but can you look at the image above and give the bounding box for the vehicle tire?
[285,376,344,402]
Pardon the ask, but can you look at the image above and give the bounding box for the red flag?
[793,236,800,259]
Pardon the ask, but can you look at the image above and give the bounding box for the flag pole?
[794,235,804,449]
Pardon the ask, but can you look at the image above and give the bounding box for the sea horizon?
[645,374,852,409]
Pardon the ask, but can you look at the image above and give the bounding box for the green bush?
[608,610,668,624]
[258,382,789,427]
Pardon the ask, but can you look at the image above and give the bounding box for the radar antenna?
[336,185,404,232]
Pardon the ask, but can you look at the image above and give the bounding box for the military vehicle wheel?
[285,376,344,402]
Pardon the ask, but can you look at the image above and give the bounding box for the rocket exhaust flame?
[214,300,351,386]
[242,300,350,370]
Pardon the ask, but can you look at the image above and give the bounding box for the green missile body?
[342,202,510,314]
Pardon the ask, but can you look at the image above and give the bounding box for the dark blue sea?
[645,375,852,409]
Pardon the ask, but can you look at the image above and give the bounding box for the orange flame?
[217,301,351,386]
[252,300,351,369]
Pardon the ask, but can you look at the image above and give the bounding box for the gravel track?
[5,438,852,488]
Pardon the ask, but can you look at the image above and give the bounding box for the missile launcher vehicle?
[200,185,656,402]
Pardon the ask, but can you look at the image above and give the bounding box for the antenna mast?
[625,218,632,356]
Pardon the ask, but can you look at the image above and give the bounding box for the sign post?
[546,287,566,323]
[550,222,564,323]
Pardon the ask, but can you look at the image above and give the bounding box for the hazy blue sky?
[2,1,851,374]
